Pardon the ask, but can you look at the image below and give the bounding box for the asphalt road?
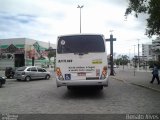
[0,77,160,114]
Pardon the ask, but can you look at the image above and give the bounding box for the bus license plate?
[77,72,86,76]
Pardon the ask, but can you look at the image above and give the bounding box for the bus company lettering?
[58,59,72,63]
[69,66,95,72]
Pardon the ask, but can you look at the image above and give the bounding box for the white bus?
[56,34,109,90]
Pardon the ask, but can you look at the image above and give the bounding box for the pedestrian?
[150,64,160,85]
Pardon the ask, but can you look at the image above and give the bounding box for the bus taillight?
[100,66,107,79]
[56,67,61,76]
[56,67,64,80]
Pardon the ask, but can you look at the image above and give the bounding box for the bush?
[148,61,160,69]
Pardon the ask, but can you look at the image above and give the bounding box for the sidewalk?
[0,70,5,77]
[111,67,160,92]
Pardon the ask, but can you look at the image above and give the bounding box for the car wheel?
[6,76,10,79]
[0,82,2,88]
[25,76,31,82]
[45,75,50,80]
[11,75,14,79]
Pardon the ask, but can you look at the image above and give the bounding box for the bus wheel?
[97,86,103,90]
[67,86,72,90]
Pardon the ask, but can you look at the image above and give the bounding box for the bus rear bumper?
[56,78,109,87]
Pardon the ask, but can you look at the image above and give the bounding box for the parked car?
[0,76,6,88]
[108,64,117,68]
[114,64,117,68]
[5,67,15,78]
[14,66,51,81]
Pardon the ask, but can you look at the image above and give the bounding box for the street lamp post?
[77,5,83,33]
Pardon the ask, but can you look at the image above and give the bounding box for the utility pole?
[77,5,83,33]
[129,49,131,68]
[0,42,2,59]
[137,39,140,71]
[133,45,136,76]
[106,34,116,76]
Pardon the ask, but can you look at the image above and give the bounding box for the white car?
[114,65,117,68]
[14,66,51,81]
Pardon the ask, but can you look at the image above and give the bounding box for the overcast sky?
[0,0,154,58]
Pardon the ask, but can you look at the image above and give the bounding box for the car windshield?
[57,35,105,54]
[16,67,27,71]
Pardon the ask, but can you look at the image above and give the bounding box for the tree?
[48,51,55,61]
[48,50,56,63]
[115,55,129,65]
[125,0,160,37]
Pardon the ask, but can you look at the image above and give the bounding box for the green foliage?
[48,51,56,58]
[47,50,56,63]
[115,55,129,65]
[125,0,160,37]
[125,0,148,17]
[148,61,160,68]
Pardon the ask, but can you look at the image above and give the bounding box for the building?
[142,44,153,61]
[0,38,56,69]
[152,37,160,61]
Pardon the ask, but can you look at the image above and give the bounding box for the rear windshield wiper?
[74,52,88,55]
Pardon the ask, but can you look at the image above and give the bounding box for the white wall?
[0,38,25,45]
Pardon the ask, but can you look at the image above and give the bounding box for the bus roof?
[57,33,104,38]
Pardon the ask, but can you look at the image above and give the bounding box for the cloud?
[0,0,151,55]
[0,12,37,38]
[0,12,36,24]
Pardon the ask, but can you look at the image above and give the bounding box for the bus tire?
[97,86,103,90]
[67,86,72,90]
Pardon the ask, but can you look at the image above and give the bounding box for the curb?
[130,83,160,93]
[111,77,160,93]
[111,77,125,83]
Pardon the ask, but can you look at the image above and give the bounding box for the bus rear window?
[57,35,105,54]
